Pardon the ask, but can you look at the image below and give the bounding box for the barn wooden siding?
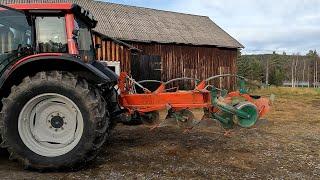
[130,43,238,89]
[93,34,132,74]
[93,33,238,89]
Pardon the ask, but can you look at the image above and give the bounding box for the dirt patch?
[0,88,319,179]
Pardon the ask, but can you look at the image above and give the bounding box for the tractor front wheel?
[0,71,110,171]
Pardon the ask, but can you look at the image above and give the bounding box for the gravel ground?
[0,88,319,179]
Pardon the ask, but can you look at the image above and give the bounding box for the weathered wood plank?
[93,33,237,89]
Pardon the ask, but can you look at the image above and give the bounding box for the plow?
[118,72,272,131]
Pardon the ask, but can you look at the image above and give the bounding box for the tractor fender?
[0,54,118,90]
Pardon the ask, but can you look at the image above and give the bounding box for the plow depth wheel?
[235,102,258,128]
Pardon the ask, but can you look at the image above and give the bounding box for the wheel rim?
[18,93,84,157]
[236,103,258,128]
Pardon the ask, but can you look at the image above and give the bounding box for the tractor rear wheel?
[0,71,110,171]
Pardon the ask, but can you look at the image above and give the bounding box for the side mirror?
[95,44,102,49]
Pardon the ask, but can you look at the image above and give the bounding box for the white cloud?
[168,0,320,54]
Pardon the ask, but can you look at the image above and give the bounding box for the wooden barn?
[4,0,244,89]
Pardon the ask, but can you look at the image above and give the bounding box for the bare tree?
[302,58,306,83]
[291,54,295,87]
[294,54,299,87]
[317,57,319,87]
[266,57,269,85]
[308,62,310,88]
[314,56,318,88]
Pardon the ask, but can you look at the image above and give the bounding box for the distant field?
[254,86,320,96]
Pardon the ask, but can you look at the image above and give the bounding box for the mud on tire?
[0,71,110,171]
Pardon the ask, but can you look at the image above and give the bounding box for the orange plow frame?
[118,72,270,118]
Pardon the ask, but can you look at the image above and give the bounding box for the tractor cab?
[0,3,97,70]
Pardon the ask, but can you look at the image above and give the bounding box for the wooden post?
[107,41,111,61]
[102,41,106,61]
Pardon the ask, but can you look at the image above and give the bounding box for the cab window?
[35,16,68,53]
[74,18,95,62]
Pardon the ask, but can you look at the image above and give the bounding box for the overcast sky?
[101,0,320,55]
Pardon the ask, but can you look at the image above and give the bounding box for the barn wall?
[130,43,238,89]
[93,33,238,89]
[93,34,131,73]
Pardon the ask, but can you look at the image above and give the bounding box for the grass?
[254,87,320,128]
[253,87,320,98]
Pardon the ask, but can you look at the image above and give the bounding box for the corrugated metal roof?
[1,0,244,48]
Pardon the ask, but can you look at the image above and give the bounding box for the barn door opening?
[131,54,162,92]
[140,55,162,81]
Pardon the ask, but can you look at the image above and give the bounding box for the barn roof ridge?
[94,0,210,19]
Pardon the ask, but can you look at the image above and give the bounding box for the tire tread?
[0,71,111,171]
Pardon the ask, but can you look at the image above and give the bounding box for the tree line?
[237,50,320,87]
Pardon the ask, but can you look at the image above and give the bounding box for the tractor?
[0,3,271,171]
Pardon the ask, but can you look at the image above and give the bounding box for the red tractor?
[0,3,119,170]
[0,3,271,171]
